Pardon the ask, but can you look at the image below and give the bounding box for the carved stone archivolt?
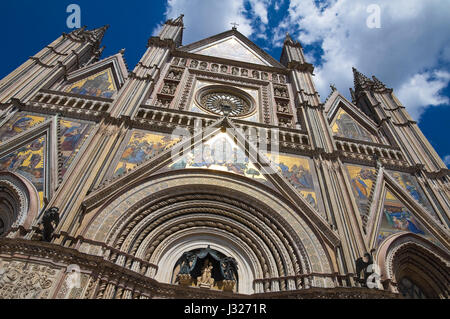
[377,233,450,298]
[81,173,336,293]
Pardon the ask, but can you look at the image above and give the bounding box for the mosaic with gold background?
[168,133,269,185]
[59,119,93,177]
[66,68,117,98]
[0,136,46,207]
[346,164,377,219]
[377,190,441,248]
[0,113,48,144]
[114,131,181,177]
[332,109,373,142]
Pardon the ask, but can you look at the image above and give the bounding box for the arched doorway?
[397,277,427,299]
[376,233,450,299]
[81,170,335,295]
[0,171,39,237]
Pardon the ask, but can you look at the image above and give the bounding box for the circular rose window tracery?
[196,86,255,118]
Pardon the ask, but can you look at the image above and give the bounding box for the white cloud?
[157,0,450,122]
[397,71,450,120]
[444,155,450,166]
[158,0,273,45]
[273,0,450,120]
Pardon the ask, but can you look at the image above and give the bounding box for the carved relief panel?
[0,260,61,299]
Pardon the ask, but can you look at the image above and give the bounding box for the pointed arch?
[376,233,450,298]
[0,171,40,235]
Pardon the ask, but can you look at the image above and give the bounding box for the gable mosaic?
[66,68,117,98]
[376,190,441,248]
[114,130,181,177]
[192,36,270,66]
[59,119,93,177]
[168,133,269,185]
[0,113,48,144]
[331,109,373,142]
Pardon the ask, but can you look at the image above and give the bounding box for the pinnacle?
[352,67,371,90]
[167,14,184,26]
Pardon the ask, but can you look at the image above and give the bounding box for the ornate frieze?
[0,260,59,299]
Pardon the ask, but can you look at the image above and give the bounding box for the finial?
[231,22,239,30]
[119,48,126,55]
[330,83,337,92]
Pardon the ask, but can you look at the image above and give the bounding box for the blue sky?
[1,0,449,166]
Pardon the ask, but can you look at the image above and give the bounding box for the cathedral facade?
[0,15,448,299]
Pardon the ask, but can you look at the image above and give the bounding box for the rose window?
[196,86,255,118]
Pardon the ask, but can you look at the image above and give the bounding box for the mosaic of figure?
[346,165,377,219]
[169,134,268,184]
[266,153,319,210]
[0,113,47,144]
[59,120,92,177]
[66,69,116,98]
[332,109,373,142]
[114,131,180,176]
[0,136,46,207]
[388,171,439,220]
[377,191,439,248]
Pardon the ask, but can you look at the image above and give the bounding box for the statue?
[179,252,196,275]
[197,259,214,288]
[220,257,238,281]
[41,207,59,242]
[355,250,375,286]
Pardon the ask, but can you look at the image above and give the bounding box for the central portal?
[172,246,238,292]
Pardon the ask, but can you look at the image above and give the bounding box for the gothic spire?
[86,25,109,43]
[67,25,109,45]
[166,14,184,26]
[284,32,294,46]
[352,67,371,92]
[372,75,387,90]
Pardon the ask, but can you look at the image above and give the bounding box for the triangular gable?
[0,134,49,208]
[375,190,443,249]
[84,117,340,247]
[364,168,449,251]
[325,92,379,143]
[331,108,375,143]
[0,112,49,145]
[180,30,284,68]
[62,53,128,98]
[191,36,271,66]
[166,131,270,186]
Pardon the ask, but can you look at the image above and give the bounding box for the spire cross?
[230,22,239,30]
